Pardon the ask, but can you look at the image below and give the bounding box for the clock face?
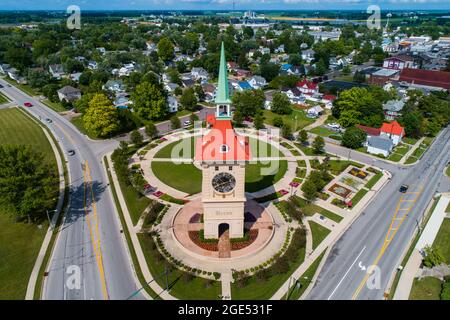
[212,172,236,193]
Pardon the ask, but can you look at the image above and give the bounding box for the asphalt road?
[307,127,450,300]
[0,78,144,300]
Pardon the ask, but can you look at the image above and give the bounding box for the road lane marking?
[327,246,366,300]
[351,186,423,300]
[83,161,109,300]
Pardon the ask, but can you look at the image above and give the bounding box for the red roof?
[296,79,317,90]
[323,94,336,101]
[195,116,251,162]
[385,54,414,62]
[357,125,380,136]
[380,121,404,136]
[399,68,450,90]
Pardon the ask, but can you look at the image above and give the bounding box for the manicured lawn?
[294,143,316,156]
[365,171,383,189]
[404,155,418,164]
[263,109,314,131]
[287,251,326,300]
[310,126,336,137]
[138,233,222,300]
[70,115,88,136]
[447,165,450,178]
[387,153,403,162]
[151,162,202,195]
[292,196,343,222]
[231,247,306,300]
[351,188,369,206]
[326,160,362,176]
[0,91,9,104]
[433,218,450,263]
[42,99,67,113]
[403,137,419,145]
[246,160,287,192]
[154,137,196,159]
[393,144,410,156]
[409,277,442,300]
[0,211,48,300]
[0,108,58,299]
[308,221,331,250]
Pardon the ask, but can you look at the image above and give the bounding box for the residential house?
[367,136,394,157]
[382,100,404,121]
[0,63,10,74]
[259,47,270,55]
[181,78,195,88]
[399,68,450,90]
[96,47,106,55]
[235,81,253,91]
[103,80,126,93]
[321,94,337,109]
[57,86,81,102]
[357,125,381,138]
[69,72,82,82]
[201,83,216,102]
[191,67,209,81]
[49,64,65,80]
[306,105,324,118]
[165,82,179,93]
[88,60,98,70]
[281,87,302,103]
[146,41,157,52]
[113,93,132,109]
[168,96,179,113]
[235,69,253,79]
[296,79,318,95]
[383,55,417,70]
[301,49,315,63]
[274,44,285,54]
[227,61,238,72]
[248,75,267,89]
[380,121,405,145]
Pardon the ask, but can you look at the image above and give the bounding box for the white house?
[367,136,394,157]
[191,67,209,81]
[168,96,178,113]
[103,80,126,93]
[248,75,267,89]
[379,121,405,146]
[306,105,324,118]
[57,86,81,102]
[88,61,98,70]
[49,64,65,80]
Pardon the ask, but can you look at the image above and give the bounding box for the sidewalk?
[399,137,424,165]
[393,193,450,300]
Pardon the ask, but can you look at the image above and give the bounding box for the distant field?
[0,107,57,299]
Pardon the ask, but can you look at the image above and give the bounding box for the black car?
[67,149,75,156]
[399,184,409,193]
[0,84,3,88]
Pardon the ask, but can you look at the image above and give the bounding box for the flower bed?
[328,183,352,198]
[188,229,259,252]
[348,167,368,180]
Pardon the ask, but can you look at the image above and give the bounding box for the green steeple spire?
[215,42,231,105]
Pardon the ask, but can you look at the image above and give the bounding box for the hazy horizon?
[1,1,449,12]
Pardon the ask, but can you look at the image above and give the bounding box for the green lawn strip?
[154,137,196,159]
[115,165,152,226]
[296,167,306,178]
[3,77,40,96]
[387,153,403,162]
[0,108,59,300]
[365,171,383,189]
[151,162,202,195]
[104,157,160,299]
[294,143,316,156]
[0,91,10,104]
[231,247,306,300]
[263,109,314,131]
[404,155,418,164]
[446,165,450,179]
[70,115,88,135]
[422,137,434,146]
[254,191,286,203]
[287,250,326,300]
[308,221,331,250]
[409,277,443,300]
[310,126,336,137]
[351,188,369,206]
[159,194,185,205]
[432,218,450,263]
[326,160,362,176]
[403,137,419,145]
[245,160,287,193]
[137,233,221,300]
[41,99,67,113]
[297,160,306,167]
[412,147,427,159]
[291,196,343,222]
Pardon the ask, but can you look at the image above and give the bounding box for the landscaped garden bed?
[348,167,369,180]
[328,183,352,198]
[188,229,258,251]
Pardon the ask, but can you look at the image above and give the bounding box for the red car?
[24,102,33,107]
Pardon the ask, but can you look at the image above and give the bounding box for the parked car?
[67,149,75,156]
[399,184,409,193]
[24,102,33,107]
[0,84,3,88]
[183,120,191,126]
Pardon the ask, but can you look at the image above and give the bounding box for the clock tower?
[194,42,251,239]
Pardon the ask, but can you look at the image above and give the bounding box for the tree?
[282,123,292,139]
[83,94,120,138]
[272,116,284,128]
[400,111,423,138]
[301,180,317,202]
[145,122,158,139]
[423,245,446,268]
[271,92,292,115]
[170,115,181,129]
[0,145,58,223]
[298,129,308,145]
[130,130,143,145]
[232,90,265,117]
[312,136,325,154]
[338,109,362,128]
[260,63,280,82]
[131,82,168,121]
[233,109,244,127]
[342,126,367,149]
[180,88,198,111]
[157,37,174,62]
[253,111,265,130]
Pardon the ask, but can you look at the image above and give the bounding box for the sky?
[1,0,449,11]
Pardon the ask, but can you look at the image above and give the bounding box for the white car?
[183,120,192,126]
